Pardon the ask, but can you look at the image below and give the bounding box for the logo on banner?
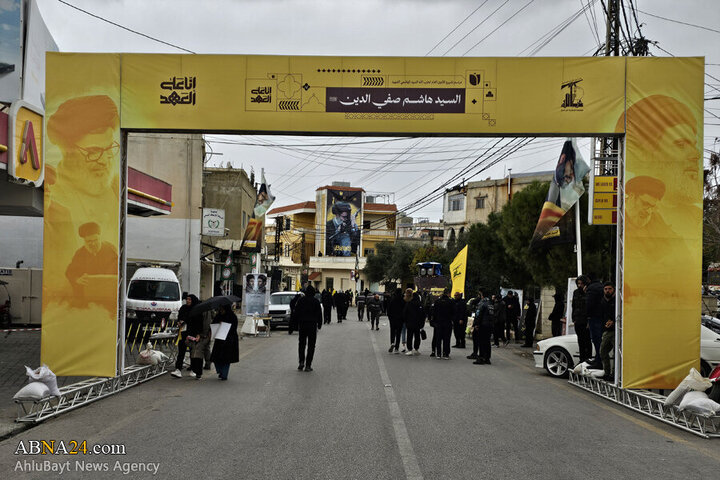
[160,76,196,105]
[560,78,584,111]
[8,101,44,186]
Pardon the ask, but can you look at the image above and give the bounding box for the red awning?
[128,167,173,216]
[308,272,321,280]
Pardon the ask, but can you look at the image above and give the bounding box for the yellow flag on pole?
[450,245,468,297]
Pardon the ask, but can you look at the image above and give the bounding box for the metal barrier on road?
[15,326,180,424]
[569,372,720,438]
[15,361,171,423]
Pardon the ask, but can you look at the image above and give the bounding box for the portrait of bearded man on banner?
[326,200,360,257]
[531,139,589,245]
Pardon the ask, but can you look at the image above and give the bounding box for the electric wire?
[56,0,195,53]
[425,0,491,56]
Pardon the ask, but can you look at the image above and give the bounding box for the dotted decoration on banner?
[344,113,434,121]
[316,69,382,73]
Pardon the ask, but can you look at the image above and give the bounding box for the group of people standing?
[571,275,617,380]
[170,292,240,381]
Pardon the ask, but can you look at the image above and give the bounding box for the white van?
[126,268,182,338]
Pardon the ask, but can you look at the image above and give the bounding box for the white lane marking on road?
[370,333,424,480]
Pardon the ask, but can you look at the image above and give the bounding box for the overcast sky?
[36,0,720,220]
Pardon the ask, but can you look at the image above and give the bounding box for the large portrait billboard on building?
[325,189,361,257]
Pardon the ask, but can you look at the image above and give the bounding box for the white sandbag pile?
[137,342,169,366]
[663,368,720,416]
[571,362,605,378]
[13,365,61,401]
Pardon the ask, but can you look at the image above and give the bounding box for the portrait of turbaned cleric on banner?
[531,139,589,245]
[243,273,269,316]
[325,189,362,257]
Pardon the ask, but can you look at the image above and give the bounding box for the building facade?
[200,166,258,299]
[442,171,553,243]
[265,183,397,293]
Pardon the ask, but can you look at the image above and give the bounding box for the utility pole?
[604,0,620,56]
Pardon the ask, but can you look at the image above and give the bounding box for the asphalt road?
[1,308,719,479]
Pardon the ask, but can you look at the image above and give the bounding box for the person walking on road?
[503,291,521,343]
[368,293,382,330]
[431,288,454,359]
[321,289,333,325]
[403,289,424,356]
[492,293,506,347]
[171,293,198,378]
[452,292,467,349]
[210,304,239,380]
[472,290,493,365]
[187,308,212,380]
[357,292,366,321]
[293,285,323,372]
[572,275,593,364]
[387,289,404,353]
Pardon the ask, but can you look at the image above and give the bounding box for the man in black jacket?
[503,291,521,343]
[572,275,593,364]
[492,293,507,347]
[321,289,333,325]
[584,276,605,368]
[452,292,467,348]
[292,285,323,372]
[432,288,455,359]
[472,290,494,365]
[387,289,405,353]
[367,293,382,330]
[599,282,616,381]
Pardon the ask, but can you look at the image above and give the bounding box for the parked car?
[534,318,720,378]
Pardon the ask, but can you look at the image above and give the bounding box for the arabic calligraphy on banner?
[160,76,196,106]
[250,86,272,103]
[326,88,465,114]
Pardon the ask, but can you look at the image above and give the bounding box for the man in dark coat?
[452,292,467,349]
[431,288,454,359]
[367,293,382,330]
[584,276,605,368]
[403,289,424,355]
[549,291,565,337]
[321,289,333,325]
[357,292,366,321]
[599,282,616,381]
[472,289,494,365]
[387,289,405,353]
[292,285,323,372]
[572,275,593,363]
[522,298,537,347]
[503,291,521,343]
[492,293,507,347]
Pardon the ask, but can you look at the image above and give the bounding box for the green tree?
[363,241,415,286]
[497,181,613,289]
[462,213,533,294]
